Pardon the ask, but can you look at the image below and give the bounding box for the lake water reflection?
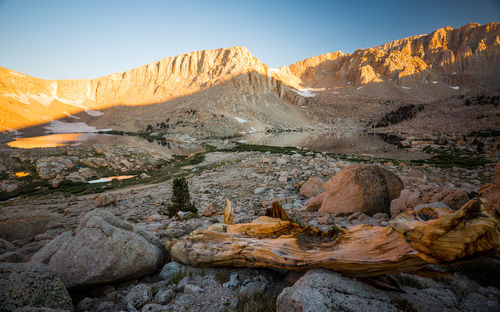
[238,132,430,160]
[6,133,204,156]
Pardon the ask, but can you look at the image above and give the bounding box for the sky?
[0,0,499,80]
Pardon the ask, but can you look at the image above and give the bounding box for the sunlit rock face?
[283,23,500,88]
[0,47,307,132]
[1,22,498,132]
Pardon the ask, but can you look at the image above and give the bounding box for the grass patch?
[411,146,488,169]
[168,269,187,286]
[391,274,427,289]
[214,270,230,284]
[236,291,276,312]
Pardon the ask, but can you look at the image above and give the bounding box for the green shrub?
[163,177,197,217]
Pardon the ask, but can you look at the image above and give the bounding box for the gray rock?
[48,210,163,288]
[1,180,21,192]
[254,187,267,195]
[154,289,175,305]
[240,275,268,296]
[31,232,73,264]
[0,250,27,262]
[183,284,204,295]
[94,193,118,207]
[223,272,239,289]
[76,297,94,311]
[177,276,189,290]
[19,240,50,256]
[159,262,185,283]
[66,172,86,183]
[36,157,74,180]
[141,304,168,312]
[0,262,74,311]
[397,286,457,312]
[0,216,55,243]
[124,284,153,311]
[276,269,400,312]
[0,237,17,253]
[95,301,115,312]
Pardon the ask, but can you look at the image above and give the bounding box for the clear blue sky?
[0,0,498,80]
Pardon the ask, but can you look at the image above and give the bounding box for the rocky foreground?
[0,144,499,311]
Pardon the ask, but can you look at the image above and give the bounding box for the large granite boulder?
[390,184,469,217]
[482,161,500,215]
[315,164,403,216]
[277,269,400,312]
[47,209,165,288]
[0,262,74,311]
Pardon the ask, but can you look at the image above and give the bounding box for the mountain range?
[1,22,499,136]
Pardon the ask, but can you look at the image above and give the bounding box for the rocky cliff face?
[283,22,500,88]
[1,23,498,133]
[0,47,307,132]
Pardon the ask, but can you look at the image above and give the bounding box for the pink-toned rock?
[200,203,222,217]
[300,177,325,198]
[482,161,500,215]
[304,193,326,212]
[316,164,403,216]
[390,184,469,217]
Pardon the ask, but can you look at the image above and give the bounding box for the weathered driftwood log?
[166,198,500,276]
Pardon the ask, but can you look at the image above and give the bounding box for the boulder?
[124,284,153,311]
[0,237,17,254]
[82,157,108,168]
[36,157,74,180]
[77,167,96,179]
[1,180,22,192]
[0,262,74,311]
[30,232,73,264]
[304,193,326,212]
[276,269,400,312]
[94,193,118,207]
[482,161,500,215]
[48,209,164,288]
[159,262,185,283]
[200,202,221,217]
[0,216,55,245]
[66,172,86,183]
[299,177,325,198]
[390,184,469,217]
[314,164,403,216]
[154,289,175,305]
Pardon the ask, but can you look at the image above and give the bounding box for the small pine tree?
[166,177,197,217]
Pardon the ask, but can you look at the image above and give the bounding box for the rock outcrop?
[277,269,401,312]
[390,184,469,217]
[314,164,403,216]
[285,22,500,89]
[482,161,500,215]
[47,209,164,288]
[0,262,74,311]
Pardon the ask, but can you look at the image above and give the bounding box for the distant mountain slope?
[0,22,498,133]
[282,22,500,89]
